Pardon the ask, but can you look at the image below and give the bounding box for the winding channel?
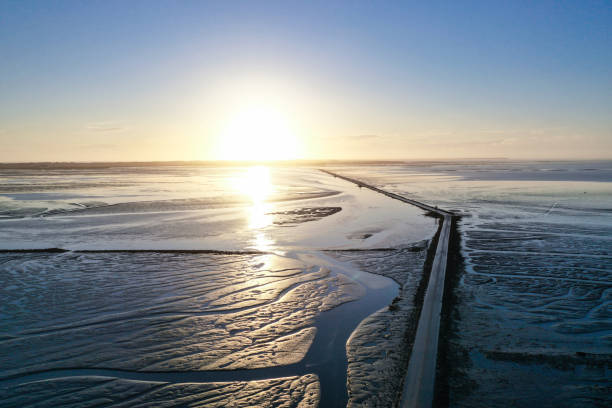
[0,251,398,408]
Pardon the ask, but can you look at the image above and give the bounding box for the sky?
[1,0,611,162]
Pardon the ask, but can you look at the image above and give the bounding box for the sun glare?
[215,106,300,161]
[236,165,274,204]
[232,165,277,251]
[233,165,275,230]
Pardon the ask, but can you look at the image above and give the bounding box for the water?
[0,165,435,251]
[0,164,435,407]
[5,161,608,406]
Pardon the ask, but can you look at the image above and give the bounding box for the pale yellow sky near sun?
[1,72,611,162]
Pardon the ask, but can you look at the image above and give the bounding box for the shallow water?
[7,161,607,406]
[0,252,396,408]
[0,165,435,407]
[0,166,435,251]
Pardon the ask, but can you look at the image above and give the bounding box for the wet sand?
[0,166,441,406]
[327,161,612,407]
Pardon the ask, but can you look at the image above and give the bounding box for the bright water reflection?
[233,166,276,250]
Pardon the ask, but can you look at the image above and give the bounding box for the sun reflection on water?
[234,166,276,251]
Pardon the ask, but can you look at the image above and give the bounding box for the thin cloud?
[79,143,117,150]
[347,134,383,140]
[86,122,128,133]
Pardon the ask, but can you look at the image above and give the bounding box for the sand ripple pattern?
[328,247,429,407]
[0,375,320,408]
[0,252,361,399]
[328,164,612,407]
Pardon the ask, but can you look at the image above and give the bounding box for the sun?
[215,106,300,161]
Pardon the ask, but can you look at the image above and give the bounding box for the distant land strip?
[0,160,407,170]
[0,248,268,255]
[0,158,512,170]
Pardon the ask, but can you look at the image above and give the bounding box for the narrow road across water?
[319,169,454,408]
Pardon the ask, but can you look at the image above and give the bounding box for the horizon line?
[1,157,611,169]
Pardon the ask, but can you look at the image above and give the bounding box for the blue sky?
[1,0,611,161]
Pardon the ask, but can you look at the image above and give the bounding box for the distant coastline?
[2,158,611,170]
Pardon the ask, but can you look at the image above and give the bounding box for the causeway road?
[320,169,453,408]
